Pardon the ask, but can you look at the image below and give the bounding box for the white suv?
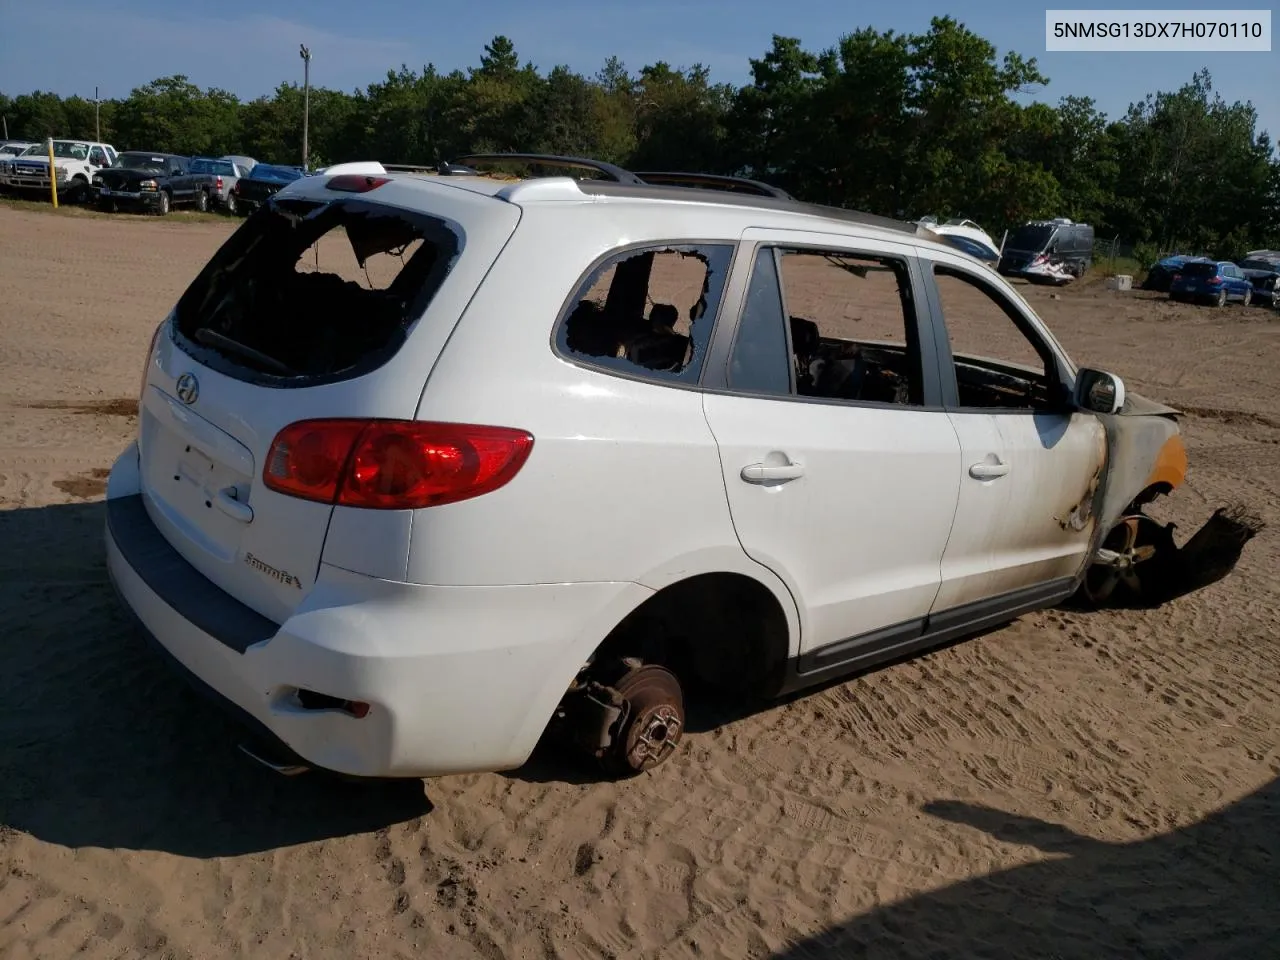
[104,155,1256,780]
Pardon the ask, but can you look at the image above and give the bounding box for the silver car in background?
[189,155,256,215]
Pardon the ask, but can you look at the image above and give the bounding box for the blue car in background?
[228,163,308,215]
[1142,254,1199,292]
[1169,259,1254,307]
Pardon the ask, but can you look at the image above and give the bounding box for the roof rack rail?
[449,153,645,184]
[632,171,793,200]
[381,161,481,176]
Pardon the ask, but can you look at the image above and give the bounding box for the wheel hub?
[559,659,686,776]
[624,701,683,771]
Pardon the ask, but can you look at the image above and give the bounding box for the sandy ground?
[1,202,1278,959]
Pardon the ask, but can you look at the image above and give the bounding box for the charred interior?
[561,244,733,383]
[932,266,1062,410]
[174,197,460,383]
[781,253,923,405]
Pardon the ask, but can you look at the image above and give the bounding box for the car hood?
[98,167,164,187]
[1118,390,1179,418]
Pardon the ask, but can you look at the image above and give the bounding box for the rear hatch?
[136,179,520,623]
[997,224,1056,273]
[1174,261,1218,292]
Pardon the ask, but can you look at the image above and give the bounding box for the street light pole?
[299,44,311,171]
[94,86,100,142]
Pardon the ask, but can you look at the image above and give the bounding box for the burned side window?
[558,243,734,385]
[931,266,1059,411]
[775,248,925,406]
[174,199,459,384]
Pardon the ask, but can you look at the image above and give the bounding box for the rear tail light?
[1207,276,1223,285]
[215,175,223,191]
[263,419,534,509]
[139,320,165,400]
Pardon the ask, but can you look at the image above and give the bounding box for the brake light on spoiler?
[324,174,390,193]
[263,419,534,509]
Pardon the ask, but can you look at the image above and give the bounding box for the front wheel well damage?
[585,572,791,698]
[1130,481,1174,510]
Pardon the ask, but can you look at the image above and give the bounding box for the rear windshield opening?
[1005,225,1056,252]
[190,158,236,177]
[173,198,460,384]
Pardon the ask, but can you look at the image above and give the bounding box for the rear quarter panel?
[405,202,753,591]
[152,180,522,593]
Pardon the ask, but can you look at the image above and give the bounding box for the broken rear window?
[1004,225,1056,252]
[556,243,734,385]
[172,197,461,385]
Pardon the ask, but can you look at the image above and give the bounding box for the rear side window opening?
[555,243,735,385]
[172,196,462,387]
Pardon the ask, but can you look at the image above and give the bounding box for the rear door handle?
[969,459,1010,480]
[741,462,805,483]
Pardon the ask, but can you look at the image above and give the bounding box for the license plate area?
[176,443,214,486]
[139,395,256,565]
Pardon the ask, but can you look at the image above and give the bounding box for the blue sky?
[3,0,1277,143]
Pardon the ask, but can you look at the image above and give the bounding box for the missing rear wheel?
[604,662,685,775]
[557,657,686,777]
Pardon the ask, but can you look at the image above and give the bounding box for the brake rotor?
[605,663,685,775]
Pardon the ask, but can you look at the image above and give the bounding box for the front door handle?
[741,461,806,483]
[969,459,1010,480]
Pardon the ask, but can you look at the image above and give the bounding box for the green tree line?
[3,19,1277,258]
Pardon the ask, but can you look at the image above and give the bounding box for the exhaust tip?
[237,742,310,776]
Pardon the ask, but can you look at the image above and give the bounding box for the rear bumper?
[104,443,646,778]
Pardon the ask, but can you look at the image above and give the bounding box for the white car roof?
[279,161,957,256]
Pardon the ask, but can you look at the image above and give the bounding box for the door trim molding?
[783,576,1076,693]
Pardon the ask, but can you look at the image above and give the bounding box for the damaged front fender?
[1080,391,1263,608]
[1096,394,1187,533]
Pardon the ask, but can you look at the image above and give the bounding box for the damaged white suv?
[105,154,1258,780]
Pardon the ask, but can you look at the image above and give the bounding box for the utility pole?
[94,86,100,142]
[299,44,311,171]
[2,116,8,140]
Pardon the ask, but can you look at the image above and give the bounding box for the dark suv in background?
[998,218,1095,279]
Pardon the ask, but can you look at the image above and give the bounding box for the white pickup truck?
[0,139,119,202]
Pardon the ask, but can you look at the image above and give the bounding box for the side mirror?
[1075,368,1125,414]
